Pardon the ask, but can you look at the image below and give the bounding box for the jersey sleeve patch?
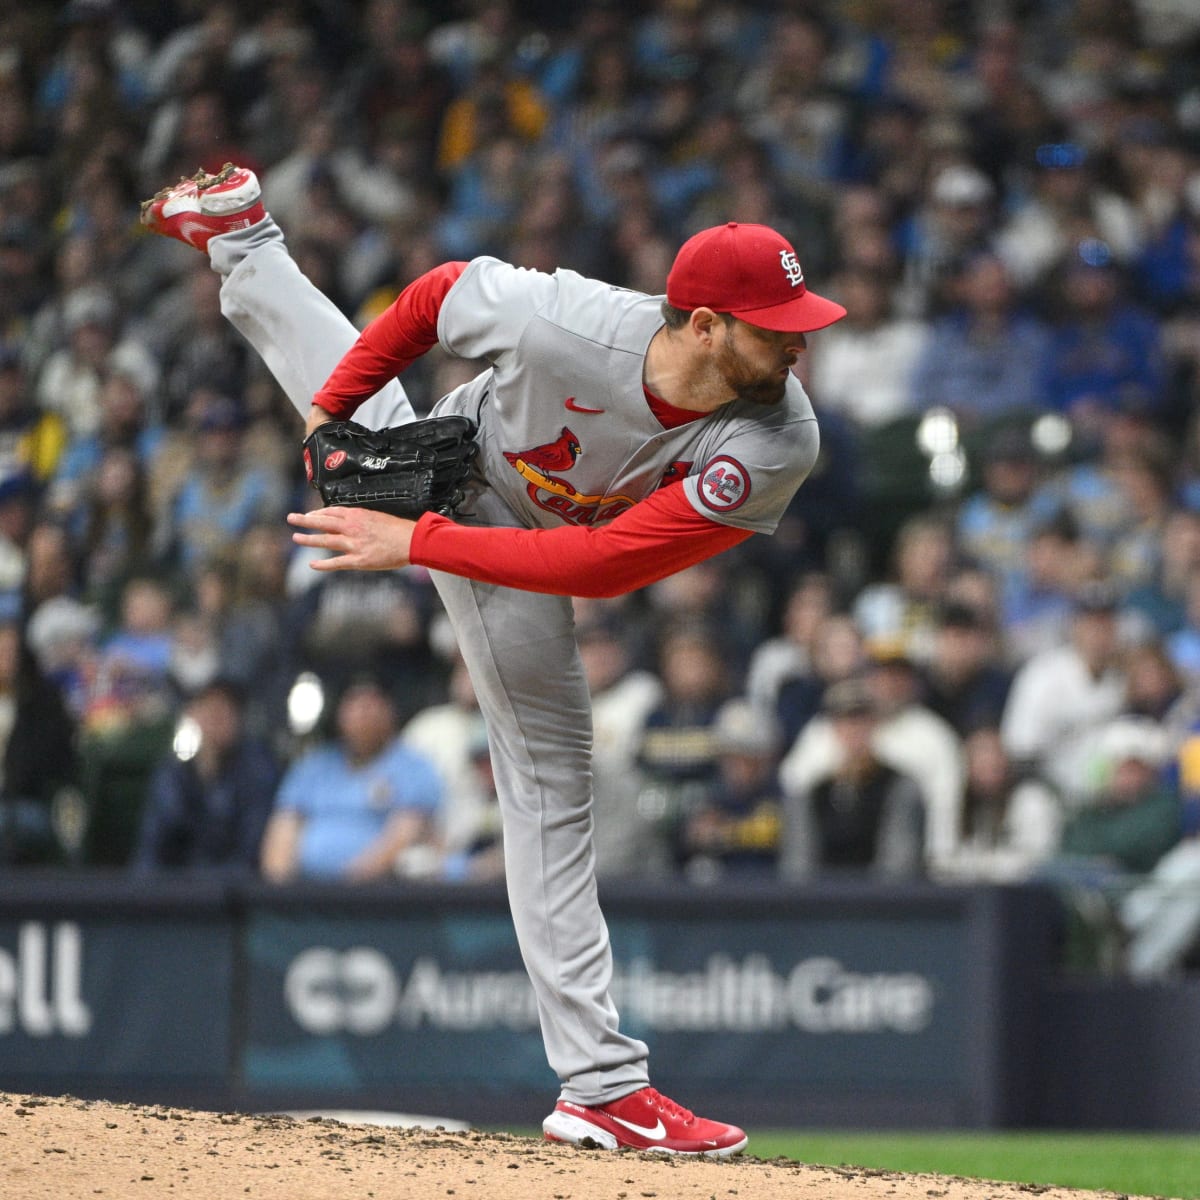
[697,455,751,513]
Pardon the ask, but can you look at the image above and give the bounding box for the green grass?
[745,1130,1200,1198]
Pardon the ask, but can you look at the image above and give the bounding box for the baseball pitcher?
[142,163,846,1156]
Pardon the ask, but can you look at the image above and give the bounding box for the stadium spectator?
[1123,638,1199,734]
[211,525,295,733]
[643,556,762,676]
[681,698,783,882]
[440,724,505,883]
[25,594,100,720]
[744,571,835,715]
[1056,716,1181,876]
[864,642,966,869]
[774,610,867,751]
[923,601,1013,739]
[780,677,926,881]
[77,576,179,865]
[133,678,279,872]
[635,626,731,869]
[436,55,548,175]
[1039,242,1165,431]
[1120,710,1200,978]
[1124,508,1200,639]
[780,641,964,872]
[1165,570,1200,683]
[285,555,443,721]
[1119,831,1200,979]
[547,33,645,167]
[1002,580,1130,803]
[1000,511,1098,664]
[735,8,843,204]
[162,392,286,571]
[73,446,157,611]
[909,252,1052,427]
[1041,714,1182,968]
[995,141,1140,290]
[35,284,157,442]
[49,365,163,521]
[1106,441,1176,593]
[1041,402,1153,554]
[804,266,926,430]
[898,163,1000,319]
[638,625,729,767]
[0,618,80,866]
[1126,125,1198,317]
[937,724,1062,883]
[853,513,956,665]
[260,676,442,882]
[0,343,66,485]
[21,521,77,615]
[955,426,1059,601]
[152,264,254,424]
[0,468,36,618]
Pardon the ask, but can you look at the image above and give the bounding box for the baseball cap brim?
[728,288,847,334]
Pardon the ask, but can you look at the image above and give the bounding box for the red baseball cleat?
[140,162,264,252]
[542,1086,747,1157]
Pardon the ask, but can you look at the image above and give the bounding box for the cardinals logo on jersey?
[503,427,639,525]
[503,431,697,525]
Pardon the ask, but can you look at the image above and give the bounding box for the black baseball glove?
[302,415,478,519]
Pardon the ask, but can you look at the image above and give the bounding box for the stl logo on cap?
[779,249,804,287]
[699,455,750,513]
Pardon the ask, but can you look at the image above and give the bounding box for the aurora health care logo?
[283,950,935,1037]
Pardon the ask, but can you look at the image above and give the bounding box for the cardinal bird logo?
[503,427,636,525]
[504,426,582,477]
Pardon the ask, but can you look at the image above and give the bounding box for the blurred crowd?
[2,0,1200,978]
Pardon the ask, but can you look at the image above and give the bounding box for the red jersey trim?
[644,386,708,429]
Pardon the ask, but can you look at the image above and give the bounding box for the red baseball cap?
[666,222,846,333]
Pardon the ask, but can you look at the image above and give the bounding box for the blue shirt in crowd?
[1040,305,1164,416]
[273,738,442,878]
[911,313,1051,421]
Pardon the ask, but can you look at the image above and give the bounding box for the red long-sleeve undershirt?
[410,483,751,598]
[313,261,753,595]
[313,261,469,417]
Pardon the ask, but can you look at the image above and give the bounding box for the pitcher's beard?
[732,376,788,406]
[715,341,790,406]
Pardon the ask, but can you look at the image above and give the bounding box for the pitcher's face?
[714,320,807,406]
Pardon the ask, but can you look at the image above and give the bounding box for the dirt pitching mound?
[0,1092,1154,1200]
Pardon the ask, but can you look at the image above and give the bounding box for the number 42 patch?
[698,456,750,513]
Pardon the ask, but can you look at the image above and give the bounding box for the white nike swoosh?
[610,1115,667,1140]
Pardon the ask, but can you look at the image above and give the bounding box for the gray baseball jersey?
[213,218,820,1111]
[431,257,820,534]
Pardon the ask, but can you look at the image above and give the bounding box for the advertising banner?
[0,880,1060,1125]
[0,914,233,1085]
[243,899,966,1098]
